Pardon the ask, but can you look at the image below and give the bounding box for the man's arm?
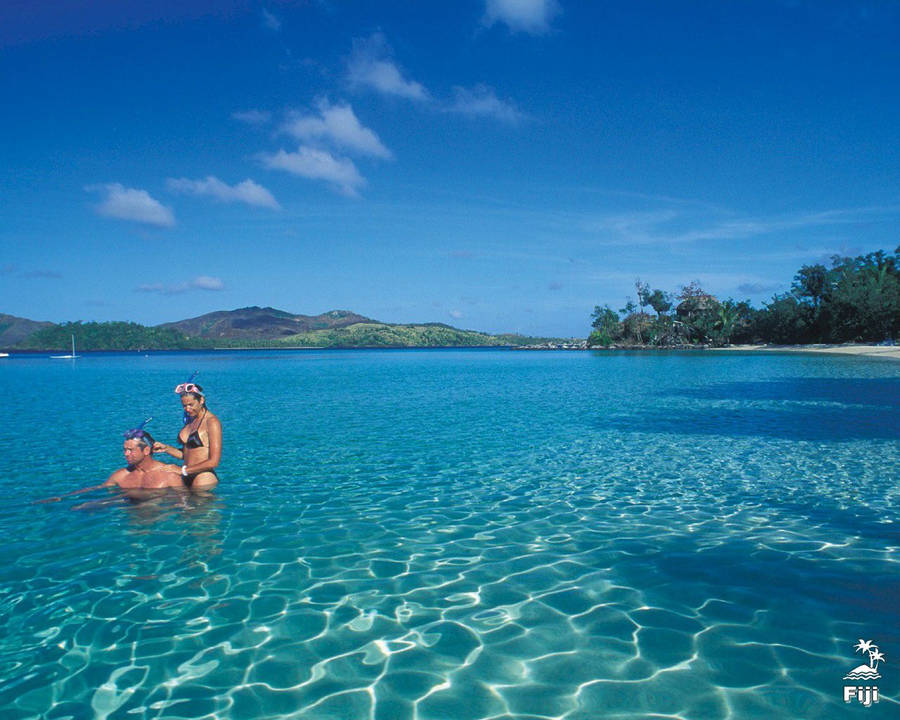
[34,470,122,503]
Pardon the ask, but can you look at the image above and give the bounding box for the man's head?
[123,433,154,466]
[122,423,155,467]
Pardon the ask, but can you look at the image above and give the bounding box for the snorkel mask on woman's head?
[174,371,203,396]
[176,372,206,425]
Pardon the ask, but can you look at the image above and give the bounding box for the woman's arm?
[153,441,184,460]
[183,416,222,475]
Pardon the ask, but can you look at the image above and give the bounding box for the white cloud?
[448,84,524,123]
[167,176,281,209]
[137,276,226,295]
[484,0,560,34]
[449,310,463,319]
[347,33,429,101]
[260,146,365,197]
[191,275,225,291]
[88,183,175,227]
[261,9,281,31]
[282,100,391,158]
[232,109,271,126]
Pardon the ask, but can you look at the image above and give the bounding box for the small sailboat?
[51,335,79,359]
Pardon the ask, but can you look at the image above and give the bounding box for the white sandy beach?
[713,344,900,360]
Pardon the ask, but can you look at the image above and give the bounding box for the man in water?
[106,431,186,497]
[39,427,184,503]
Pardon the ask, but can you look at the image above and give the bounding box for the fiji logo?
[843,639,885,707]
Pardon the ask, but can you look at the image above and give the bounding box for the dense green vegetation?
[17,322,192,351]
[278,323,508,348]
[589,247,900,347]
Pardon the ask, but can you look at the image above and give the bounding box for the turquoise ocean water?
[0,349,898,719]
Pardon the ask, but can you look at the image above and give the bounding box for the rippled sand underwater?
[1,350,898,719]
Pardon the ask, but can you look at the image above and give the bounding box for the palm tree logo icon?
[844,639,885,680]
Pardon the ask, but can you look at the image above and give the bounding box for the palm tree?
[715,301,739,345]
[869,649,885,670]
[855,639,874,655]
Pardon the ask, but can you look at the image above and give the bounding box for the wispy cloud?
[587,204,900,247]
[167,176,281,209]
[261,8,281,32]
[282,100,391,158]
[449,309,463,319]
[347,33,525,125]
[484,0,560,34]
[347,33,429,101]
[87,183,175,227]
[21,269,63,279]
[136,276,226,295]
[232,109,271,126]
[191,275,225,291]
[448,84,524,123]
[737,282,783,295]
[260,147,365,197]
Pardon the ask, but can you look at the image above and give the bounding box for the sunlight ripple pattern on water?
[0,350,898,719]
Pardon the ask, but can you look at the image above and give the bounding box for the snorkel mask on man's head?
[123,417,154,448]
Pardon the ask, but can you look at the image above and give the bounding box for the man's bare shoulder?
[106,466,134,486]
[146,461,185,487]
[148,460,181,476]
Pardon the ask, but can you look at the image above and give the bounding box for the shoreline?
[1,343,898,359]
[708,343,900,360]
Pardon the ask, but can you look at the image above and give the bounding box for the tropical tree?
[793,263,829,309]
[587,246,897,346]
[589,304,620,346]
[646,289,672,318]
[711,300,740,346]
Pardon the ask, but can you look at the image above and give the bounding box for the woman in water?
[154,379,221,491]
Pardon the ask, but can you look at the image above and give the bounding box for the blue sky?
[2,0,899,337]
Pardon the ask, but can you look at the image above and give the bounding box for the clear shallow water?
[0,349,898,719]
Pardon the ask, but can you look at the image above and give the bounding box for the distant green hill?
[159,306,375,339]
[14,321,190,351]
[0,313,54,348]
[241,322,509,348]
[6,307,554,350]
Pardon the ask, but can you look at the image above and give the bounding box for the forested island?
[588,247,899,348]
[0,308,551,352]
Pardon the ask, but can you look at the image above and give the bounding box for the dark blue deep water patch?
[0,349,898,719]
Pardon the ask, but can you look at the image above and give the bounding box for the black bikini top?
[180,411,207,449]
[184,430,204,449]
